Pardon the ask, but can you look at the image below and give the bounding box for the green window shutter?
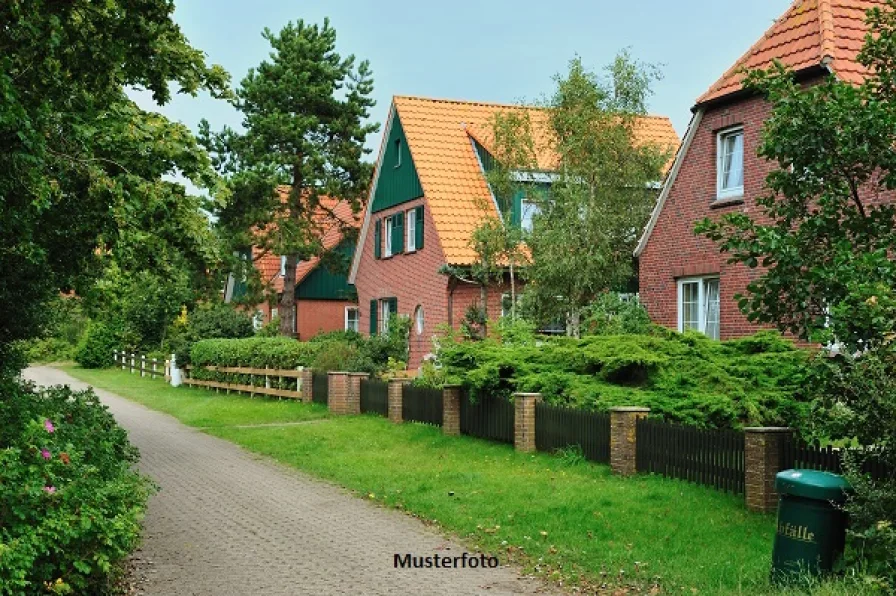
[415,206,424,249]
[388,297,398,316]
[511,189,524,228]
[369,299,378,334]
[374,219,381,259]
[392,214,404,254]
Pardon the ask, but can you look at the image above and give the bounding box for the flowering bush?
[0,378,153,594]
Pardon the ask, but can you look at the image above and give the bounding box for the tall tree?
[696,2,896,580]
[0,0,229,366]
[201,19,378,337]
[526,54,669,336]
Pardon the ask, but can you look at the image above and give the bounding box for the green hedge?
[188,338,320,390]
[0,379,152,594]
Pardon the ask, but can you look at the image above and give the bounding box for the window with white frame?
[716,127,744,199]
[270,307,279,321]
[381,300,391,333]
[414,305,424,335]
[678,277,720,339]
[345,307,359,333]
[253,310,264,331]
[521,198,540,232]
[406,210,416,252]
[384,216,394,257]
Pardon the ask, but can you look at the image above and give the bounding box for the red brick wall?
[297,299,354,340]
[450,280,515,328]
[639,95,777,339]
[354,197,450,369]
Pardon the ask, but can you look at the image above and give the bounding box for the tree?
[696,2,896,581]
[1,0,229,367]
[526,54,669,336]
[201,19,378,337]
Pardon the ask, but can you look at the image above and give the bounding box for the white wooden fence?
[112,350,169,381]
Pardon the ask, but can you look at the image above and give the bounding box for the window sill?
[710,196,744,209]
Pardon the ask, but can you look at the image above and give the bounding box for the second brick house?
[349,95,678,369]
[635,0,884,340]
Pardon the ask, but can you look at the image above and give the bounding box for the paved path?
[25,367,554,596]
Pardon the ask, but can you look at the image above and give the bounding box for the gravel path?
[24,367,554,596]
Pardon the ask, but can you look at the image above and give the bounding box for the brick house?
[349,95,678,369]
[635,0,882,340]
[226,188,361,339]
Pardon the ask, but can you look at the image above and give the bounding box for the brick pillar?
[327,372,351,415]
[745,427,793,513]
[388,379,408,424]
[442,385,462,436]
[610,407,650,476]
[513,392,541,453]
[299,368,314,404]
[347,372,368,415]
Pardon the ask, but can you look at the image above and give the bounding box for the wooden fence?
[781,439,894,482]
[360,379,388,417]
[460,393,515,444]
[636,418,746,494]
[182,364,305,399]
[113,350,167,380]
[535,403,610,463]
[401,385,443,426]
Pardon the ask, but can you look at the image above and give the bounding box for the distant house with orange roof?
[348,95,679,369]
[227,187,361,339]
[635,0,886,341]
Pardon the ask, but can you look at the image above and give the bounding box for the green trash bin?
[771,469,851,580]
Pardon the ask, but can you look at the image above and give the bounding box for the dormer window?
[716,126,744,200]
[394,138,402,168]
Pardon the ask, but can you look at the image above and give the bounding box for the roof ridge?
[819,0,837,62]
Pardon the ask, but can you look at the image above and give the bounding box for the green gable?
[371,111,424,213]
[295,239,358,301]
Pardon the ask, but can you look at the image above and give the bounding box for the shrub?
[188,303,254,340]
[188,337,320,390]
[0,379,152,594]
[582,293,652,335]
[74,322,121,368]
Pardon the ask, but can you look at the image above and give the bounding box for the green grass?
[61,365,330,428]
[60,366,880,595]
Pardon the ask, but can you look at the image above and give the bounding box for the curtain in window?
[723,133,744,190]
[704,280,720,340]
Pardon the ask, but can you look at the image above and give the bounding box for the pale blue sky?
[134,0,787,156]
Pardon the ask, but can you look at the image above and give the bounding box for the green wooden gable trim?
[371,112,424,213]
[295,240,358,301]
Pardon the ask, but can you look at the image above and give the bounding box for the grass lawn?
[61,365,871,595]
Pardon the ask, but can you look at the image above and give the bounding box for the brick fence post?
[442,385,462,436]
[299,368,314,404]
[388,379,408,424]
[610,407,650,476]
[347,372,368,415]
[327,372,351,415]
[744,427,793,513]
[513,393,541,453]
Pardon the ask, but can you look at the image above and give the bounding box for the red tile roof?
[254,187,359,294]
[697,0,885,105]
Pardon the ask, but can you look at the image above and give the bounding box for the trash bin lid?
[775,469,852,502]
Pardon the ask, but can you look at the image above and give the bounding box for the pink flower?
[43,486,56,494]
[41,449,51,460]
[44,419,55,433]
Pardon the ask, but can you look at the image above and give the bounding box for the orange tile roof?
[255,187,359,294]
[393,96,679,265]
[697,0,885,105]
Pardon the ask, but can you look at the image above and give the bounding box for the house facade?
[350,96,678,369]
[635,0,882,340]
[227,190,361,340]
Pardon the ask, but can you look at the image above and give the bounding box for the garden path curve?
[25,367,554,596]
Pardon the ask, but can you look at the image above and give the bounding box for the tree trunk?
[279,253,298,338]
[567,307,581,339]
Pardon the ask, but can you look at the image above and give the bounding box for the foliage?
[695,2,896,580]
[311,340,374,374]
[522,53,670,335]
[437,327,808,429]
[0,0,228,363]
[74,322,122,369]
[256,316,281,337]
[0,379,152,594]
[582,292,652,336]
[201,18,378,336]
[164,302,255,366]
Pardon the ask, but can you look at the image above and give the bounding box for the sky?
[133,0,788,159]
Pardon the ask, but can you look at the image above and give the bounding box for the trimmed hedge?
[188,338,320,390]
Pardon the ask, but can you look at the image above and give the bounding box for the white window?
[717,127,744,199]
[270,307,279,321]
[414,305,424,335]
[406,210,416,252]
[521,198,539,232]
[384,216,394,258]
[253,310,264,331]
[345,307,359,332]
[381,300,391,333]
[677,277,720,340]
